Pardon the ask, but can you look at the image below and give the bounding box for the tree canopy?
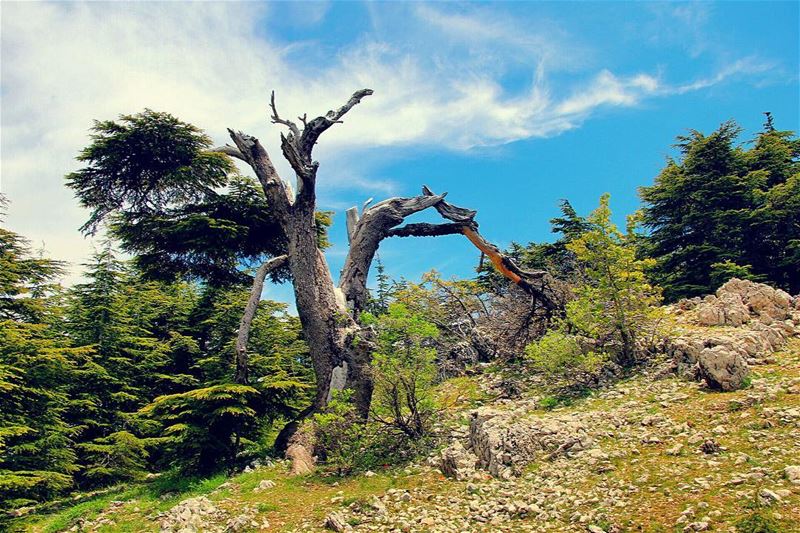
[639,119,800,300]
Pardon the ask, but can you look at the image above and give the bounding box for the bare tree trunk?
[219,89,564,471]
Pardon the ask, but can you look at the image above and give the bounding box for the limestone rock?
[469,408,591,477]
[691,279,793,327]
[324,511,352,532]
[696,292,749,327]
[159,496,222,533]
[784,465,800,485]
[224,506,257,532]
[253,479,275,492]
[697,345,749,391]
[440,440,478,481]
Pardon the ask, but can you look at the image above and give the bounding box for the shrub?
[538,396,560,410]
[566,194,663,366]
[526,331,606,385]
[736,511,780,533]
[314,391,426,475]
[313,390,364,475]
[362,304,439,440]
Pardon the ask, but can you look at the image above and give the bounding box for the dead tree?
[214,89,564,464]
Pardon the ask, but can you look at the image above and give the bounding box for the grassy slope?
[21,340,800,533]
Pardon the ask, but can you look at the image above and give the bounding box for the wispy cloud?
[645,3,713,58]
[0,2,782,283]
[670,57,777,94]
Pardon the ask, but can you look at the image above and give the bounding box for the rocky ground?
[21,280,800,532]
[320,355,800,532]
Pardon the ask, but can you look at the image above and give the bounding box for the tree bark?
[234,254,288,384]
[225,89,564,471]
[339,186,565,316]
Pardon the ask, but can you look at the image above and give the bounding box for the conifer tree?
[0,204,82,510]
[639,119,799,299]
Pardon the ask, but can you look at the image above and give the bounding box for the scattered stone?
[697,345,750,391]
[699,439,721,454]
[666,444,683,456]
[696,279,792,326]
[784,465,800,484]
[159,496,223,533]
[758,488,782,505]
[253,479,275,492]
[224,506,257,532]
[324,511,352,532]
[696,291,750,327]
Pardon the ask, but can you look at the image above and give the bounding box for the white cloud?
[556,70,661,116]
[670,57,776,94]
[0,2,777,283]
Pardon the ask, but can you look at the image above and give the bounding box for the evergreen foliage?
[639,119,800,300]
[139,384,261,474]
[0,221,81,511]
[65,110,331,286]
[66,110,233,235]
[0,219,314,511]
[565,194,663,366]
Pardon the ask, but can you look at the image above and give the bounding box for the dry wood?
[222,89,562,471]
[234,255,288,384]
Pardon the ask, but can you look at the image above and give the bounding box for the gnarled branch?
[422,185,476,223]
[340,186,565,315]
[235,254,289,384]
[269,90,301,138]
[269,89,373,205]
[421,186,564,311]
[387,222,465,238]
[299,88,375,159]
[209,144,246,162]
[227,129,292,213]
[339,193,446,313]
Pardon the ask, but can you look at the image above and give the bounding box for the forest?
[1,92,799,532]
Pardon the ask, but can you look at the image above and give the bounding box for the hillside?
[20,285,800,533]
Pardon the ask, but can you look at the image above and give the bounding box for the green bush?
[566,194,663,366]
[313,390,364,475]
[362,303,439,440]
[313,389,435,476]
[538,396,560,410]
[526,331,606,384]
[735,510,780,533]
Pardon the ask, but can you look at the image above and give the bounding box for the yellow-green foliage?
[565,194,663,365]
[363,303,439,440]
[525,331,605,378]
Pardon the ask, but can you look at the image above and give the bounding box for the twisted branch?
[235,254,289,384]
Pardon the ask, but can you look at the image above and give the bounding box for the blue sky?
[1,1,798,307]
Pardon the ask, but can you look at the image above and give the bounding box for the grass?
[19,339,800,532]
[433,375,489,411]
[23,471,230,533]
